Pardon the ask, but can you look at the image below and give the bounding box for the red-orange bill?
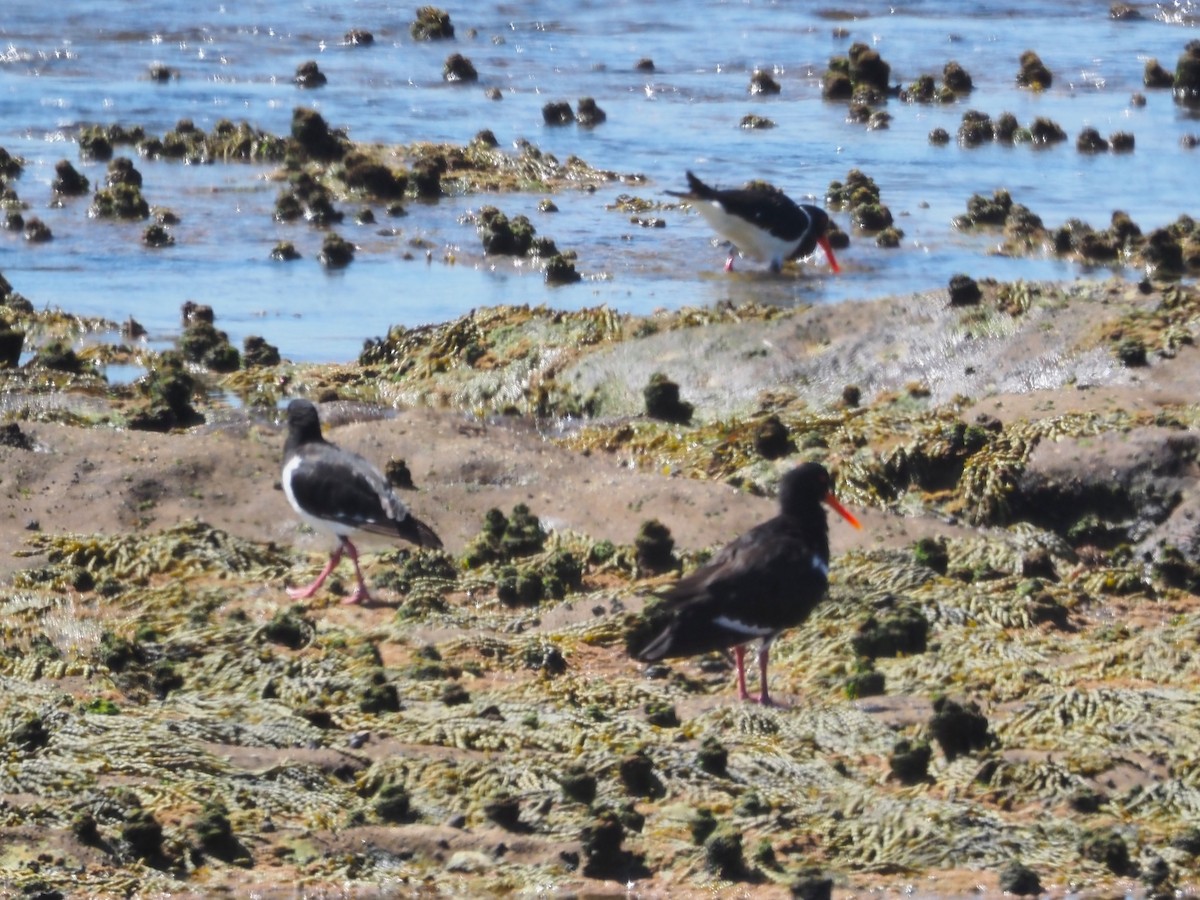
[824,493,862,529]
[818,236,841,274]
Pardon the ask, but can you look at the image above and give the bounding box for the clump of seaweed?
[180,317,240,374]
[643,372,693,424]
[900,60,972,104]
[1173,40,1200,104]
[412,7,454,40]
[1017,50,1053,90]
[929,696,992,761]
[851,606,929,659]
[443,54,478,83]
[827,168,895,235]
[462,504,545,566]
[823,43,892,104]
[90,182,150,220]
[128,350,204,431]
[319,233,355,268]
[52,159,89,196]
[294,60,327,89]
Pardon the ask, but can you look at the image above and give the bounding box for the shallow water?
[0,1,1197,362]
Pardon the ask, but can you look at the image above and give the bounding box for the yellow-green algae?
[3,504,1200,894]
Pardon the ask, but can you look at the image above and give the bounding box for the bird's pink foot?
[286,583,320,600]
[342,586,372,605]
[724,256,735,272]
[752,692,791,709]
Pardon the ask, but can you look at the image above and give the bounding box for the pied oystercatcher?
[633,462,860,705]
[281,399,442,605]
[668,170,841,274]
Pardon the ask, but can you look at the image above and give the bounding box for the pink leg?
[724,254,735,272]
[733,645,750,700]
[340,539,372,605]
[287,543,344,600]
[756,643,774,706]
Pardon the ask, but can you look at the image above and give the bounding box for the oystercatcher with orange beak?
[633,462,860,705]
[669,170,841,274]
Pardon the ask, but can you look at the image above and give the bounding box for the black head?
[806,206,830,238]
[778,462,861,528]
[285,398,324,448]
[777,462,834,516]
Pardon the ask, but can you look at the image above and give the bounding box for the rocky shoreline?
[2,275,1200,898]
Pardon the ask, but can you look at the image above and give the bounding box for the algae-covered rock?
[582,808,645,879]
[32,339,85,374]
[373,782,414,823]
[341,158,407,199]
[91,182,150,219]
[242,335,281,368]
[290,106,346,162]
[0,146,23,181]
[559,764,598,804]
[443,54,478,83]
[1081,829,1132,875]
[617,749,663,798]
[695,735,728,776]
[643,372,693,424]
[749,69,781,95]
[544,253,582,285]
[576,97,607,126]
[180,320,240,373]
[1017,50,1052,89]
[851,607,929,659]
[412,7,454,40]
[319,232,355,268]
[52,160,89,196]
[929,696,991,761]
[294,60,327,88]
[634,518,675,573]
[193,800,250,865]
[122,807,165,862]
[1175,40,1200,102]
[0,328,25,368]
[705,827,753,881]
[997,861,1043,895]
[888,740,932,785]
[542,101,574,126]
[844,665,885,699]
[848,43,890,93]
[478,207,535,256]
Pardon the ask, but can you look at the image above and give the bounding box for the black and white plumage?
[633,462,860,705]
[281,399,442,605]
[668,170,841,274]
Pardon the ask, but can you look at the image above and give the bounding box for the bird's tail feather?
[410,515,444,550]
[634,622,678,662]
[379,513,443,549]
[665,170,714,200]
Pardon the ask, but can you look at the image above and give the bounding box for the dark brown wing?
[635,516,828,661]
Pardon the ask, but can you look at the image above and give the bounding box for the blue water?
[0,1,1197,362]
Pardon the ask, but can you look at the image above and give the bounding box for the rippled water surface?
[1,1,1198,361]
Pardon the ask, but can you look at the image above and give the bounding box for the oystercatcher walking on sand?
[281,399,442,605]
[633,462,860,705]
[668,170,841,274]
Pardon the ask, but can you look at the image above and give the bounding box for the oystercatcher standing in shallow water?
[668,170,841,274]
[281,399,442,605]
[633,462,860,705]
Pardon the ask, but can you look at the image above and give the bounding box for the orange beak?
[824,493,861,529]
[818,235,841,274]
